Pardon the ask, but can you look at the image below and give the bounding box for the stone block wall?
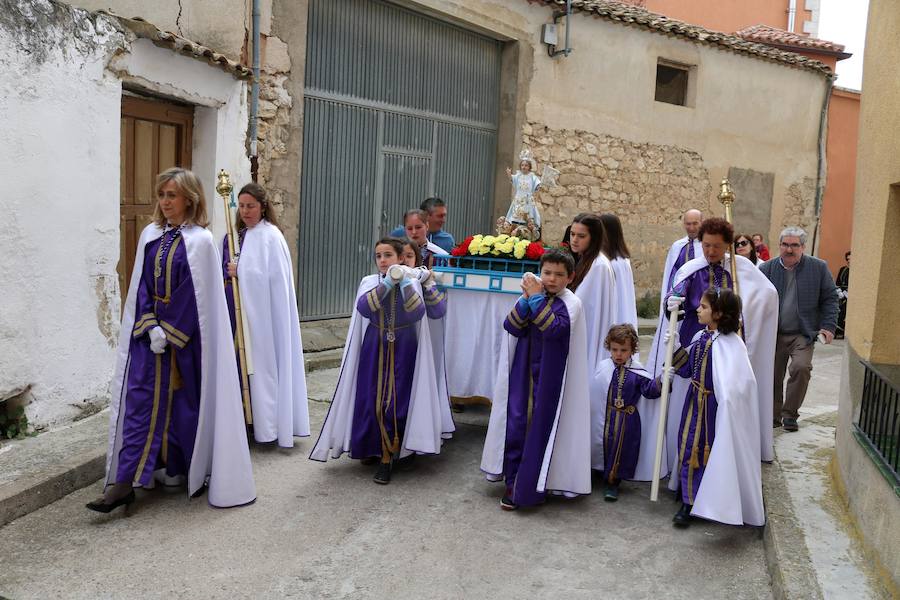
[781,176,818,236]
[255,35,293,225]
[521,122,713,297]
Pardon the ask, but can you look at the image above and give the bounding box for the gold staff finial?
[718,178,734,205]
[216,169,233,199]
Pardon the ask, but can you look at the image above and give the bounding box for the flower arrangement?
[450,234,545,261]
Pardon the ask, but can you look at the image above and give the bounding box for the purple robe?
[502,294,572,507]
[667,262,732,349]
[603,366,662,482]
[674,329,718,505]
[350,279,425,460]
[667,238,697,292]
[423,283,447,319]
[117,229,201,486]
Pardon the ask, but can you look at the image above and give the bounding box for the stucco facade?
[833,0,900,588]
[64,0,829,301]
[1,0,250,429]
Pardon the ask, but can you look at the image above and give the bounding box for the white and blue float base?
[433,256,540,401]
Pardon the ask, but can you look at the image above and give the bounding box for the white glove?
[666,295,685,312]
[149,326,168,354]
[662,327,680,348]
[415,268,432,283]
[664,367,676,383]
[522,272,542,284]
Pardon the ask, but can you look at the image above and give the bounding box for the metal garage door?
[298,0,501,319]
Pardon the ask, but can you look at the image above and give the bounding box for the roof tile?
[531,0,833,75]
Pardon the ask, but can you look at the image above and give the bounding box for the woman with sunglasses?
[734,233,761,266]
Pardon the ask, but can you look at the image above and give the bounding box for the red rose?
[451,235,474,257]
[525,242,545,261]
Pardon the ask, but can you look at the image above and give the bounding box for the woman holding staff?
[223,183,310,447]
[89,167,255,512]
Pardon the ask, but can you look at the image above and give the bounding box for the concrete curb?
[0,447,105,528]
[761,458,825,600]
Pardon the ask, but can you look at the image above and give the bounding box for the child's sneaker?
[603,484,619,502]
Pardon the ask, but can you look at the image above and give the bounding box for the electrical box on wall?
[542,23,558,46]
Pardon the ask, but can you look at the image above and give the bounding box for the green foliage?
[636,292,659,320]
[0,405,33,440]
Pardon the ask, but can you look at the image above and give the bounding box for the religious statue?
[496,149,558,242]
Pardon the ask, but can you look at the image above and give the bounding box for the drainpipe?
[811,72,835,256]
[249,0,261,182]
[787,0,797,32]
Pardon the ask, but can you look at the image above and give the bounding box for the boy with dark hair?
[481,249,591,510]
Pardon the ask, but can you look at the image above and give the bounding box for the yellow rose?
[468,235,483,255]
[514,239,528,259]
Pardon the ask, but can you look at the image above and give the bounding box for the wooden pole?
[217,170,253,425]
[650,307,679,502]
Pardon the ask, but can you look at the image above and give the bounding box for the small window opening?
[655,62,690,106]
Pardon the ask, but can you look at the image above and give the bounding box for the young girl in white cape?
[668,288,764,528]
[567,213,617,471]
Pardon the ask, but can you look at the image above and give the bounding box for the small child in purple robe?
[600,324,664,502]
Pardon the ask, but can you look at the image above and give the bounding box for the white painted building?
[0,0,252,430]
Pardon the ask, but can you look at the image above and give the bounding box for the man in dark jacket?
[760,227,839,432]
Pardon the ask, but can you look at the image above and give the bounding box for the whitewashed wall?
[0,2,126,428]
[0,0,250,429]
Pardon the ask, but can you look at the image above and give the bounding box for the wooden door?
[119,96,194,302]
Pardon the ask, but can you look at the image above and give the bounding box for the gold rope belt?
[611,405,637,415]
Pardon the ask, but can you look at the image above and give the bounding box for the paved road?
[1,363,774,600]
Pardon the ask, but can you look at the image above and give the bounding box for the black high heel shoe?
[86,490,135,513]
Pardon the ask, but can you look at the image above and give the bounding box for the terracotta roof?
[101,11,252,79]
[531,0,833,75]
[736,25,852,59]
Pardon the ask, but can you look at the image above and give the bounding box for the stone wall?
[256,34,293,226]
[781,176,818,237]
[522,122,713,297]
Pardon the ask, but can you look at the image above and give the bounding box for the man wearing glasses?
[759,227,838,432]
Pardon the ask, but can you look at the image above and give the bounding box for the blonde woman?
[89,168,255,513]
[223,183,310,447]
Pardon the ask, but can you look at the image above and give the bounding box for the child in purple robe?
[311,238,447,485]
[599,324,664,502]
[481,249,592,511]
[668,287,763,527]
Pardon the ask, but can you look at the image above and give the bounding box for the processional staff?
[718,178,741,299]
[217,169,254,425]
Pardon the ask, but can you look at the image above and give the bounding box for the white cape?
[647,254,778,468]
[426,302,456,440]
[481,289,592,497]
[235,221,310,447]
[610,256,639,338]
[657,237,702,312]
[595,358,666,481]
[668,331,765,526]
[106,224,256,508]
[573,254,618,469]
[309,275,450,461]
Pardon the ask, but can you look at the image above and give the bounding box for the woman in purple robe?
[670,288,743,527]
[665,217,735,346]
[89,168,255,512]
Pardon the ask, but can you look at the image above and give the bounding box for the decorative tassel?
[703,444,711,465]
[170,349,183,391]
[689,449,700,469]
